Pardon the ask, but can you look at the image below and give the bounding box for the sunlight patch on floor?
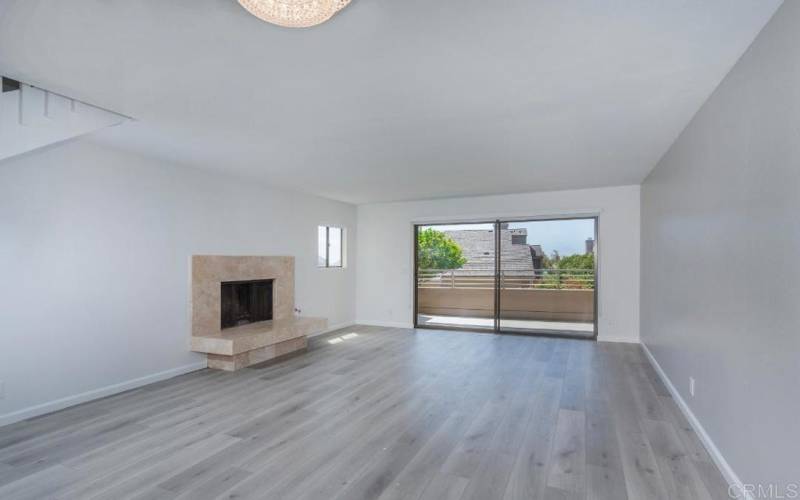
[328,332,360,344]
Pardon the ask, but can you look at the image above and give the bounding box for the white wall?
[641,1,799,490]
[356,185,640,342]
[0,139,356,424]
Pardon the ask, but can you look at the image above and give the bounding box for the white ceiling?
[0,0,782,204]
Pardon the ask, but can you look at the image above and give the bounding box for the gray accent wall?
[641,1,799,488]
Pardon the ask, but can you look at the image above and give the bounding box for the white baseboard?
[597,335,639,344]
[355,319,415,329]
[0,361,207,428]
[641,342,749,500]
[308,321,356,338]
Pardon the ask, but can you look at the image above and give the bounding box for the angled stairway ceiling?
[0,78,128,162]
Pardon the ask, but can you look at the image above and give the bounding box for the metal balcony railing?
[417,268,595,290]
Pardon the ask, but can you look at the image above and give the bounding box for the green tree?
[557,253,594,271]
[543,250,560,269]
[543,252,595,289]
[417,228,467,269]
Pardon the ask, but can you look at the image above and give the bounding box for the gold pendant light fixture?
[238,0,351,28]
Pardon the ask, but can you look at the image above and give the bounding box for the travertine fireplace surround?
[190,255,326,371]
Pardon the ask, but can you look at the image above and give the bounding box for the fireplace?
[192,256,327,371]
[220,279,273,329]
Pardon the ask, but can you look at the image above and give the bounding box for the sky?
[422,219,595,257]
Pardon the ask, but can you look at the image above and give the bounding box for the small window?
[318,226,344,268]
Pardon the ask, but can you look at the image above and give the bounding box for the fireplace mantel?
[190,255,326,371]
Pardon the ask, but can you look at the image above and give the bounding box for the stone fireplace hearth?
[190,255,326,371]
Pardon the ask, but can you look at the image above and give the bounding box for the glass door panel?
[498,218,597,338]
[415,222,496,331]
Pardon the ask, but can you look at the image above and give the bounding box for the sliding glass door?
[414,222,496,331]
[498,219,596,338]
[414,217,597,339]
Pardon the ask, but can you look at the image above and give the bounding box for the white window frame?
[318,225,345,268]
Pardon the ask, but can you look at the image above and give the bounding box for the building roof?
[442,229,538,272]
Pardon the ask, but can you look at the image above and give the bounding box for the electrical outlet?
[689,377,695,397]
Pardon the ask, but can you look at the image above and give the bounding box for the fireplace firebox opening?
[220,279,273,329]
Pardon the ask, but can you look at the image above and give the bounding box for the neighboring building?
[441,227,543,273]
[530,244,545,269]
[585,238,595,255]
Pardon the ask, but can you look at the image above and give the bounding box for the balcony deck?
[417,267,596,336]
[417,314,594,337]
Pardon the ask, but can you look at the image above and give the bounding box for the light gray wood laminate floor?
[0,325,729,499]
